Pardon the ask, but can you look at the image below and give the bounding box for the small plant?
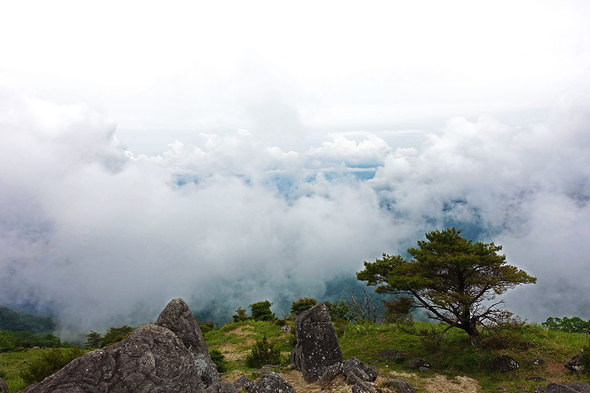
[209,349,228,373]
[20,347,84,384]
[232,307,249,322]
[245,335,280,368]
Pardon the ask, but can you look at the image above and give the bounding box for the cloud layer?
[1,86,589,330]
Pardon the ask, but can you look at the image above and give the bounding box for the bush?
[290,298,317,318]
[232,307,249,323]
[20,347,84,384]
[101,325,133,347]
[249,301,276,322]
[198,320,215,333]
[209,349,228,373]
[84,331,102,349]
[383,296,414,325]
[542,317,590,333]
[325,301,351,321]
[245,335,280,368]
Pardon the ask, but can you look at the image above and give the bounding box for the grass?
[0,348,50,392]
[1,320,589,392]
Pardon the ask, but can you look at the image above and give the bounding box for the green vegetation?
[357,228,536,338]
[232,307,249,322]
[0,330,63,352]
[19,347,84,385]
[249,301,276,322]
[543,316,590,333]
[101,325,133,347]
[245,335,281,368]
[0,307,55,333]
[290,297,317,318]
[209,349,228,373]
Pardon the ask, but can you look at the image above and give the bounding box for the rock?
[249,372,295,393]
[342,357,378,384]
[378,349,404,362]
[418,366,430,373]
[490,355,519,372]
[529,358,545,367]
[383,379,416,393]
[257,365,280,373]
[281,325,292,333]
[567,382,590,393]
[233,376,253,391]
[564,353,584,372]
[291,303,343,382]
[352,382,375,393]
[157,298,220,387]
[405,358,431,370]
[205,381,238,393]
[0,377,8,393]
[317,362,343,387]
[546,383,579,393]
[20,324,204,393]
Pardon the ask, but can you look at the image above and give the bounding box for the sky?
[1,0,590,330]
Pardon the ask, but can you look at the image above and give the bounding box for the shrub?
[232,307,249,323]
[84,331,103,349]
[101,325,133,347]
[198,320,215,333]
[249,301,276,322]
[325,301,351,321]
[542,317,590,333]
[209,349,228,373]
[383,296,414,325]
[290,298,317,318]
[20,347,84,384]
[245,335,280,368]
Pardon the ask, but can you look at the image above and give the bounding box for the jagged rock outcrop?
[405,358,431,370]
[204,381,238,393]
[546,382,590,393]
[233,376,253,391]
[249,372,295,393]
[156,298,220,387]
[383,379,416,393]
[342,357,378,384]
[291,302,343,382]
[564,353,584,372]
[20,324,204,393]
[378,349,404,362]
[490,355,519,372]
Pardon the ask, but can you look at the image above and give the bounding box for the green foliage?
[84,331,102,349]
[198,320,215,333]
[290,298,317,318]
[357,228,536,337]
[249,301,276,322]
[581,340,590,376]
[232,307,249,323]
[0,330,62,351]
[325,301,351,321]
[101,325,133,347]
[209,349,228,373]
[383,296,414,325]
[0,306,56,333]
[542,316,590,333]
[19,347,84,384]
[245,334,281,368]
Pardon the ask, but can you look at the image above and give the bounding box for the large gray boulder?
[291,303,343,382]
[20,324,204,393]
[249,372,295,393]
[546,382,590,393]
[156,298,220,387]
[564,353,584,372]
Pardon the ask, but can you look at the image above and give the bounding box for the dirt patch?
[383,370,480,393]
[217,342,251,361]
[227,325,257,337]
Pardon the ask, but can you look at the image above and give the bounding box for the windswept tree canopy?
[357,228,536,337]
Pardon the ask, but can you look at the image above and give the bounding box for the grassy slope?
[203,320,590,393]
[1,320,588,393]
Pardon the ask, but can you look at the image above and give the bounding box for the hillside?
[203,319,589,393]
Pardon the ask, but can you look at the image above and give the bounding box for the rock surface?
[249,372,295,393]
[405,358,431,370]
[233,376,253,390]
[490,355,519,372]
[204,381,238,393]
[342,357,378,384]
[20,324,204,393]
[546,382,590,393]
[564,353,584,372]
[156,298,220,387]
[291,302,343,382]
[383,379,416,393]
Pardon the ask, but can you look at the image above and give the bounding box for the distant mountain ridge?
[0,306,55,333]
